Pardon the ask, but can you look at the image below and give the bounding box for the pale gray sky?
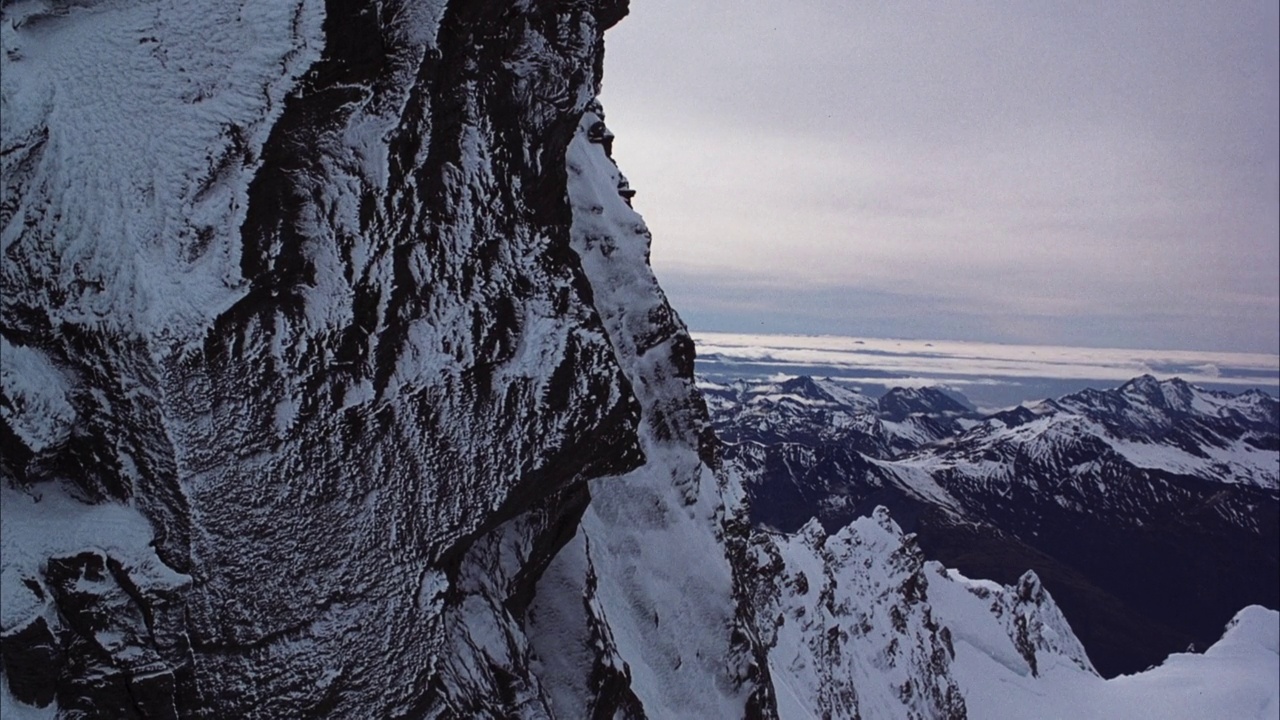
[599,0,1280,354]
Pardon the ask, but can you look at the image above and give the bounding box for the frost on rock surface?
[0,0,741,716]
[523,109,767,719]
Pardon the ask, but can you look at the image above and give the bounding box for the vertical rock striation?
[2,0,761,716]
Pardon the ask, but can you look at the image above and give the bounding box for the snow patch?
[0,337,76,454]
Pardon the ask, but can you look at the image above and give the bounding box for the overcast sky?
[599,0,1279,354]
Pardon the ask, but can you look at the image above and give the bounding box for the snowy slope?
[751,505,1278,720]
[953,605,1280,720]
[524,108,762,719]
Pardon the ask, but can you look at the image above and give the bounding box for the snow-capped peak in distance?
[712,373,1279,679]
[700,375,976,459]
[877,385,974,422]
[964,373,1279,491]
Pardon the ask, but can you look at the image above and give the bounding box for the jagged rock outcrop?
[742,502,1276,720]
[747,509,968,719]
[925,566,1096,681]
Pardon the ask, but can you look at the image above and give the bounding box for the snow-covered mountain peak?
[868,503,899,534]
[925,561,1098,681]
[1220,605,1280,656]
[1116,374,1207,415]
[1051,374,1277,434]
[750,506,967,720]
[717,371,1278,679]
[740,499,1279,719]
[704,376,977,463]
[749,504,1116,718]
[1120,373,1165,395]
[928,373,1280,492]
[877,385,971,422]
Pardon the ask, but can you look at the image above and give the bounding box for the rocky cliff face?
[1,0,764,716]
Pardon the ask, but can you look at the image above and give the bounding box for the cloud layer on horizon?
[693,331,1280,392]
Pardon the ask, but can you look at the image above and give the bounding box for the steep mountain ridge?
[517,106,765,718]
[934,375,1279,495]
[712,374,1279,676]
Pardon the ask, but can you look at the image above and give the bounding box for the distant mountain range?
[704,374,1279,677]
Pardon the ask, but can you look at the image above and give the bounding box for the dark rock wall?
[0,0,748,717]
[175,4,645,715]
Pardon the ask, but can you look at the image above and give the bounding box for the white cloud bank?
[694,332,1280,389]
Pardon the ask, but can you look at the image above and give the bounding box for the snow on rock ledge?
[0,487,192,716]
[749,507,967,719]
[1,0,326,339]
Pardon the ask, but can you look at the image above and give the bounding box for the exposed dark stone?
[0,614,62,707]
[37,551,182,718]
